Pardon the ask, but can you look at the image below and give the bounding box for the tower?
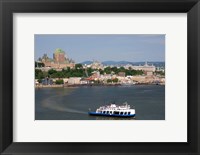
[53,48,66,64]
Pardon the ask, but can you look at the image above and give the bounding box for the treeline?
[35,64,144,80]
[101,66,143,76]
[155,71,165,76]
[107,78,119,83]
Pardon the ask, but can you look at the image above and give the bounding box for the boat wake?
[41,94,86,114]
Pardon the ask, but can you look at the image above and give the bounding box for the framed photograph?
[34,34,165,121]
[0,0,200,154]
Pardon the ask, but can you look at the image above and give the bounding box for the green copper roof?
[54,48,65,54]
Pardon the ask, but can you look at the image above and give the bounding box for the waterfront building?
[39,48,75,69]
[145,71,153,76]
[131,75,146,83]
[68,77,82,85]
[118,72,126,77]
[80,79,90,84]
[42,77,53,85]
[63,78,69,84]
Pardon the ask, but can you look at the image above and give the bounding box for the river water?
[35,85,165,120]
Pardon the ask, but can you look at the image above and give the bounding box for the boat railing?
[97,103,134,111]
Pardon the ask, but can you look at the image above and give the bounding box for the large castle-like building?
[39,48,75,69]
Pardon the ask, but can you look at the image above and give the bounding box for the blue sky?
[35,34,165,63]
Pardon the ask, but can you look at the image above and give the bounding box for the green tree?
[112,78,119,83]
[107,79,112,83]
[111,67,118,74]
[55,79,64,84]
[99,69,104,75]
[155,71,165,76]
[104,67,111,74]
[56,72,65,78]
[48,69,57,75]
[87,67,95,76]
[75,63,83,69]
[119,67,126,72]
[35,69,46,79]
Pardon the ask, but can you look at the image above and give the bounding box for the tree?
[99,69,104,75]
[112,78,119,83]
[155,71,165,76]
[119,67,125,72]
[55,79,64,84]
[107,79,112,83]
[87,67,95,76]
[48,69,57,75]
[35,69,46,79]
[75,63,83,69]
[67,67,71,71]
[104,67,111,74]
[56,72,65,78]
[111,67,118,74]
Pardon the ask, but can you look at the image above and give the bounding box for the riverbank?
[35,84,63,88]
[35,83,165,88]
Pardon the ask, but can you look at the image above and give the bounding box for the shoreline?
[35,84,64,88]
[35,83,165,88]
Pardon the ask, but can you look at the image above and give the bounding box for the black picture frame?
[0,0,200,154]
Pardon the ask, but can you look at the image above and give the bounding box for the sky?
[35,34,165,63]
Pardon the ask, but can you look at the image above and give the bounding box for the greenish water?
[35,85,165,120]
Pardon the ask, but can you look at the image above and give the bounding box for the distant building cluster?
[58,72,165,86]
[37,48,75,70]
[124,62,156,71]
[86,61,104,70]
[35,48,165,87]
[84,61,157,77]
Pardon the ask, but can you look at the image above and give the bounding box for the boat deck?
[88,112,135,117]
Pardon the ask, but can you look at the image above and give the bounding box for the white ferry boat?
[88,102,135,117]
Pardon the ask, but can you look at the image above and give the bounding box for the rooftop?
[54,48,65,54]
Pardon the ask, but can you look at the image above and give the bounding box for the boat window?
[114,111,119,115]
[107,111,109,114]
[128,112,130,115]
[120,112,123,115]
[124,112,127,115]
[110,111,112,114]
[103,111,106,114]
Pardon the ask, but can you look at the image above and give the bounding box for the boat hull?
[88,112,135,117]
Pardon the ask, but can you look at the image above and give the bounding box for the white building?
[68,77,81,84]
[131,62,156,72]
